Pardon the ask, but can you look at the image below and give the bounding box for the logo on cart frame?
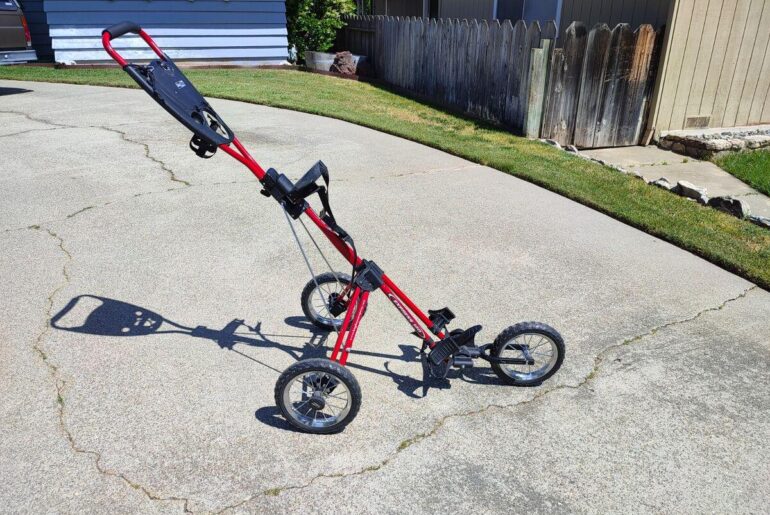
[386,292,429,340]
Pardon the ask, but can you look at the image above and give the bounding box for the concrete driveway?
[1,81,769,514]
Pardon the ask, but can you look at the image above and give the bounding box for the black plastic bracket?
[321,213,353,245]
[259,168,307,219]
[189,135,217,158]
[353,260,385,292]
[428,307,455,334]
[328,293,348,316]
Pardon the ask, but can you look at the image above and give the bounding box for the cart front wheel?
[275,358,362,434]
[301,272,352,331]
[491,322,565,386]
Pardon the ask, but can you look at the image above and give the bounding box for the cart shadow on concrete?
[51,294,502,429]
[0,87,32,97]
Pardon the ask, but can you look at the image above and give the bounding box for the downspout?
[493,0,499,19]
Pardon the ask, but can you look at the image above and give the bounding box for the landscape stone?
[674,180,707,201]
[330,51,357,75]
[704,139,732,151]
[707,196,751,219]
[651,177,673,190]
[744,135,770,149]
[749,215,770,229]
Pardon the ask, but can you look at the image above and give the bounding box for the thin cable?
[284,210,339,334]
[284,210,317,280]
[297,217,340,285]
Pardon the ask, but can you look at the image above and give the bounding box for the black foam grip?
[103,21,141,39]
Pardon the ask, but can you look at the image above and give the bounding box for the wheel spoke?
[326,403,339,418]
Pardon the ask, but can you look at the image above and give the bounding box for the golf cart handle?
[103,21,141,40]
[101,21,166,68]
[102,23,233,148]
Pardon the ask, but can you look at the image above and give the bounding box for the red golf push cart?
[102,22,565,434]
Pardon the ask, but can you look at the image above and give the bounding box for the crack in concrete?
[29,225,193,513]
[0,109,71,129]
[0,109,191,186]
[96,125,192,187]
[1,179,256,235]
[0,126,72,139]
[215,284,758,512]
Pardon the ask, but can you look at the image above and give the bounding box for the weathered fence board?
[574,24,613,147]
[541,22,589,145]
[618,25,658,145]
[516,21,542,129]
[593,24,636,147]
[525,39,552,138]
[339,15,660,148]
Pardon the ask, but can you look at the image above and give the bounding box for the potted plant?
[286,0,356,68]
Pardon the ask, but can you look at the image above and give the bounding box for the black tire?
[301,272,352,331]
[491,322,565,386]
[274,358,362,434]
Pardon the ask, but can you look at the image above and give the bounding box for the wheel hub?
[308,392,326,411]
[327,292,347,317]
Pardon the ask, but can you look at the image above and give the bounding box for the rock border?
[658,127,770,160]
[540,139,770,231]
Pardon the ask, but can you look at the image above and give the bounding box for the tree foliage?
[286,0,356,63]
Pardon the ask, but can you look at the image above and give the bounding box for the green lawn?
[2,65,770,289]
[714,150,770,197]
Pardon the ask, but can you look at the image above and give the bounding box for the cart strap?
[291,161,351,245]
[318,181,352,245]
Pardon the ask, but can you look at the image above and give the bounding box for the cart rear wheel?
[491,322,564,386]
[301,272,352,331]
[274,358,361,434]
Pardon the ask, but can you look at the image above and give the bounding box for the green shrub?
[286,0,356,63]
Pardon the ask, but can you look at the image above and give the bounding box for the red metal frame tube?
[138,29,166,60]
[382,274,444,339]
[102,32,127,67]
[219,140,266,180]
[339,291,369,366]
[330,287,361,362]
[102,29,166,68]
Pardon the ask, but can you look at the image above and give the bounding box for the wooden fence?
[337,15,661,148]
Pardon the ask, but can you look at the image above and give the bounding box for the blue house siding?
[44,0,288,65]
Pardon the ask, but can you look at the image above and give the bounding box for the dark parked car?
[0,0,36,64]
